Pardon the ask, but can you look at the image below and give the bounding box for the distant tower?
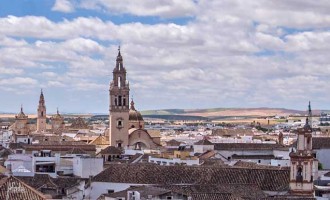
[289,102,317,196]
[36,89,47,132]
[14,105,29,135]
[278,132,284,145]
[109,47,130,148]
[50,108,65,134]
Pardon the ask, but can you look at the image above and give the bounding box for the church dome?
[129,100,144,121]
[51,108,63,120]
[16,106,28,119]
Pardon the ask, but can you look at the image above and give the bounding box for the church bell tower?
[109,47,130,148]
[37,89,47,133]
[289,102,317,196]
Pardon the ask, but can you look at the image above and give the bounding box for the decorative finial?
[57,107,59,115]
[20,104,23,113]
[118,45,121,56]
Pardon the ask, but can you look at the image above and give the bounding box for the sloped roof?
[32,135,74,143]
[102,185,172,199]
[93,163,289,191]
[65,147,87,155]
[98,146,122,155]
[89,135,109,145]
[147,130,161,138]
[233,161,289,170]
[214,143,284,150]
[212,129,254,136]
[166,139,182,146]
[311,137,330,149]
[0,176,46,200]
[21,143,96,152]
[162,184,266,199]
[70,117,89,129]
[191,193,240,200]
[18,174,86,190]
[232,154,275,160]
[198,150,216,159]
[9,143,24,150]
[194,139,213,145]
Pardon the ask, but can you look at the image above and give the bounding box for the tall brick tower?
[37,89,47,132]
[109,47,130,148]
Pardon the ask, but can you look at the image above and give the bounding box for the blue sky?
[1,0,330,114]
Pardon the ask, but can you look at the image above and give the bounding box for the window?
[166,196,173,199]
[108,189,114,194]
[16,149,23,154]
[118,76,122,88]
[116,118,123,128]
[296,166,303,182]
[118,96,122,106]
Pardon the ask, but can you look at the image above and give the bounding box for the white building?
[72,156,103,178]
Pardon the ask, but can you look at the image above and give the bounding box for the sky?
[1,0,330,114]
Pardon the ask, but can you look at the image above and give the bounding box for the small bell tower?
[289,101,317,196]
[109,47,130,148]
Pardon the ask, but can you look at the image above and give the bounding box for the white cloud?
[2,1,330,111]
[0,77,38,85]
[79,0,197,18]
[52,0,75,13]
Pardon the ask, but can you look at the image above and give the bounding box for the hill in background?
[141,107,323,121]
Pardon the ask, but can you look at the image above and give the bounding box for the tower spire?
[37,89,47,132]
[305,101,312,128]
[39,89,45,105]
[116,45,122,61]
[130,99,135,110]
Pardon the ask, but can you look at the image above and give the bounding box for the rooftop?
[93,163,289,192]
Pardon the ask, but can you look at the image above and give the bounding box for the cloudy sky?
[0,0,330,114]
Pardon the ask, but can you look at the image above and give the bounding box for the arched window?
[118,76,122,88]
[118,96,122,106]
[41,111,44,117]
[296,166,303,182]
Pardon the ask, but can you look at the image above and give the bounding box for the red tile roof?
[93,163,289,192]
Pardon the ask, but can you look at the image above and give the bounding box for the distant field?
[1,107,324,122]
[141,108,308,118]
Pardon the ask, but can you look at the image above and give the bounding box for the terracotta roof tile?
[214,143,284,150]
[0,176,46,200]
[98,146,122,155]
[165,139,182,146]
[232,154,275,159]
[194,139,213,145]
[93,163,289,191]
[311,137,330,149]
